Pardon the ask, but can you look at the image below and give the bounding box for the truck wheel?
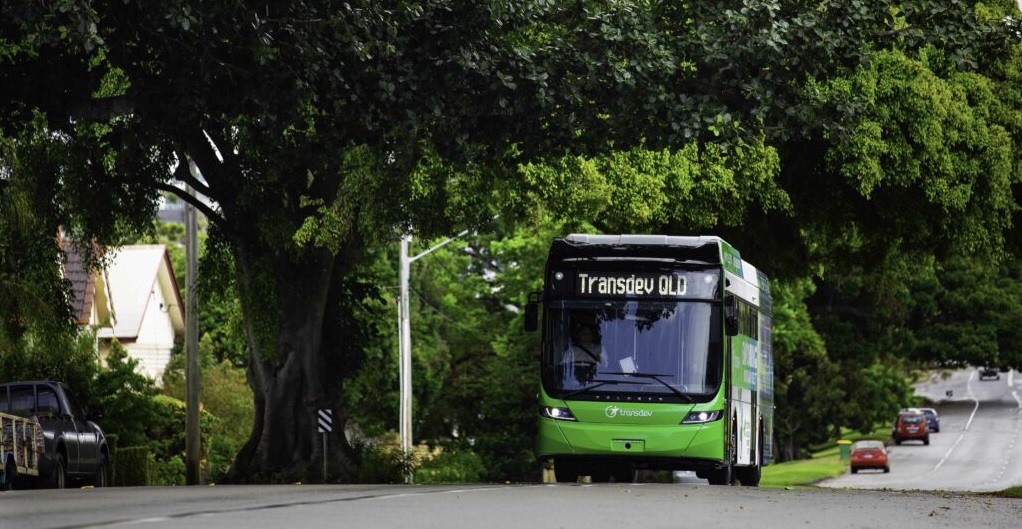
[1,455,16,491]
[49,452,67,489]
[93,453,110,487]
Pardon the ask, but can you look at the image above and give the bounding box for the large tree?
[2,1,722,481]
[3,1,1021,481]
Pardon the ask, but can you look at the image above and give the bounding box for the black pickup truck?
[0,380,110,489]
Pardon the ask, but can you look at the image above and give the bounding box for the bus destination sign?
[576,272,687,297]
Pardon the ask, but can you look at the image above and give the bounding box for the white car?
[979,367,1000,381]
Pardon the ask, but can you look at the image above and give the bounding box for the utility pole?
[398,234,412,482]
[398,229,469,483]
[185,160,202,485]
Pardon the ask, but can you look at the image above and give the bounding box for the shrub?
[352,440,413,483]
[414,449,487,483]
[114,446,151,486]
[150,454,186,486]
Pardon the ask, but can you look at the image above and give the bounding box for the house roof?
[60,239,96,325]
[95,245,185,340]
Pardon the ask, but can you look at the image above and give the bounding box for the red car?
[850,440,890,474]
[892,410,930,445]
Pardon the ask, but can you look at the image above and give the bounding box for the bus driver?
[563,324,608,368]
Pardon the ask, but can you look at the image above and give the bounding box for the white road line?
[933,370,980,472]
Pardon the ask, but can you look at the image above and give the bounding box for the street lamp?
[398,229,468,483]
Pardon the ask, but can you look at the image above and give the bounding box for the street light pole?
[184,160,202,485]
[398,229,469,483]
[398,234,412,480]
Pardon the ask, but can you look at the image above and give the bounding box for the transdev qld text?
[576,273,687,297]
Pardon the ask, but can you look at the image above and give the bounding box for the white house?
[95,245,185,382]
[62,241,185,382]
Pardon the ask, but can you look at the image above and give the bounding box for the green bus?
[525,234,773,485]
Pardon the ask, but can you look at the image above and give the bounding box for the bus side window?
[724,295,739,336]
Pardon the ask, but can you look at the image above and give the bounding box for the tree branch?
[173,150,213,197]
[155,181,225,227]
[181,128,224,190]
[69,95,135,122]
[202,128,233,166]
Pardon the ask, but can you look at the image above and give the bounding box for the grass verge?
[760,452,847,488]
[763,433,1022,497]
[985,486,1022,499]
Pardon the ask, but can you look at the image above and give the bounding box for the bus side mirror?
[524,292,540,332]
[724,294,739,336]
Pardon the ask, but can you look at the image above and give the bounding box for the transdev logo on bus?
[577,272,686,297]
[605,406,653,418]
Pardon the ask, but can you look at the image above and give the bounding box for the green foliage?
[513,140,789,235]
[414,449,487,483]
[0,327,99,393]
[4,0,1022,482]
[112,446,151,487]
[145,394,217,482]
[162,358,254,481]
[410,223,561,481]
[150,453,186,487]
[760,453,847,489]
[98,343,220,485]
[206,436,239,484]
[771,280,843,461]
[990,486,1022,499]
[350,440,412,484]
[0,150,77,351]
[899,257,1022,371]
[343,220,556,482]
[338,245,402,440]
[824,49,1017,262]
[92,341,161,448]
[843,362,914,434]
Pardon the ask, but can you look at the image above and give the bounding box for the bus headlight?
[540,406,577,421]
[681,410,722,424]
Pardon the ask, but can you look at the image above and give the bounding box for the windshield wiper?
[601,372,694,402]
[563,379,624,399]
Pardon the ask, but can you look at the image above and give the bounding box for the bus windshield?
[542,299,722,400]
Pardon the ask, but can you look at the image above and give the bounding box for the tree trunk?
[774,414,801,462]
[229,244,352,482]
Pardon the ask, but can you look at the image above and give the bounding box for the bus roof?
[554,234,739,272]
[563,234,726,247]
[552,234,770,310]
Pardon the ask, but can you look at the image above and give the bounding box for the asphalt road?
[2,482,1021,529]
[819,368,1022,492]
[3,369,1021,529]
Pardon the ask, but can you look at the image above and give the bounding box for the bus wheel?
[554,459,579,483]
[737,463,761,487]
[738,421,764,487]
[707,455,736,485]
[706,467,731,485]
